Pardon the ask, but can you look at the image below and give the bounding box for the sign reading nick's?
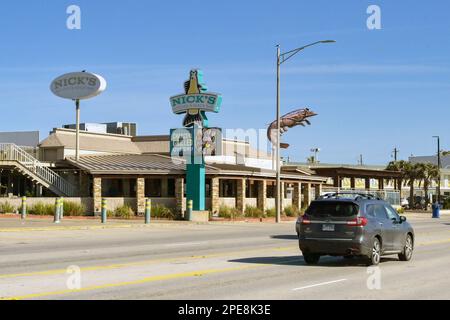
[170,70,222,127]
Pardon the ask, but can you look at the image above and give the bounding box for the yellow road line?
[1,257,302,300]
[0,245,297,279]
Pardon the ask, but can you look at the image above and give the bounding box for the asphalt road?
[0,214,449,300]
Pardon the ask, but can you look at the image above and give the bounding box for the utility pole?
[392,147,399,162]
[358,154,364,166]
[433,136,441,203]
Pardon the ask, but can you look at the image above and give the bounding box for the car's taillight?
[347,217,368,227]
[301,216,311,225]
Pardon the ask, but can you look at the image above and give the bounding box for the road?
[0,214,449,300]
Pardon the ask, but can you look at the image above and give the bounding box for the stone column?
[236,178,246,215]
[314,184,322,200]
[136,177,145,215]
[93,177,102,215]
[257,180,267,212]
[175,177,185,216]
[211,177,220,215]
[293,182,302,210]
[304,183,311,206]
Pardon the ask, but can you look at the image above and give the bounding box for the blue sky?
[0,0,449,164]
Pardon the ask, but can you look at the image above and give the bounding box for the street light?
[433,136,441,204]
[310,148,321,164]
[275,40,336,223]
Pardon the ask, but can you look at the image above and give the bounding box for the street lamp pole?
[275,40,335,223]
[433,136,441,203]
[75,99,80,162]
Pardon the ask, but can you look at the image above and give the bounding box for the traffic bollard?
[54,198,61,224]
[186,200,193,221]
[59,197,64,220]
[21,196,27,220]
[101,198,107,224]
[145,198,151,224]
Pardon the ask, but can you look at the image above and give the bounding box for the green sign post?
[169,70,222,213]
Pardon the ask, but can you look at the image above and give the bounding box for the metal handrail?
[0,143,76,196]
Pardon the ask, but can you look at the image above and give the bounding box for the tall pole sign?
[50,71,107,161]
[170,70,222,213]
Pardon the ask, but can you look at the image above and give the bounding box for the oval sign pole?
[50,71,107,161]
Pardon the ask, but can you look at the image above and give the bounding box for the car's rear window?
[306,201,359,217]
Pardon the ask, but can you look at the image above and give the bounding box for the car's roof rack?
[319,192,383,201]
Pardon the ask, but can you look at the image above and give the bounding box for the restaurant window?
[145,179,162,197]
[246,180,258,198]
[167,179,175,197]
[266,181,275,198]
[220,180,236,198]
[102,179,136,197]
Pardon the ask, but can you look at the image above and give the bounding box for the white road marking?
[164,242,206,247]
[292,279,348,291]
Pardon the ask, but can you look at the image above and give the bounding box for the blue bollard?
[21,197,27,220]
[145,198,151,224]
[54,198,61,224]
[101,198,107,224]
[186,200,193,221]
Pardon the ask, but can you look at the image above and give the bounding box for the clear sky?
[0,0,449,164]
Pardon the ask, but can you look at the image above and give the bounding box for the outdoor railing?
[0,143,76,196]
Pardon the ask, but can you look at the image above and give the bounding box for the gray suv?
[296,193,415,266]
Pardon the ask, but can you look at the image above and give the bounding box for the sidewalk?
[0,215,297,232]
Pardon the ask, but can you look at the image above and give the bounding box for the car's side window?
[385,205,399,221]
[366,204,376,218]
[374,204,388,220]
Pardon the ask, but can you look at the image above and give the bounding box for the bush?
[396,207,405,214]
[284,205,300,217]
[113,204,134,219]
[265,208,276,217]
[245,205,264,218]
[28,202,55,216]
[63,201,86,216]
[444,198,450,210]
[218,205,241,219]
[152,204,176,220]
[0,201,15,214]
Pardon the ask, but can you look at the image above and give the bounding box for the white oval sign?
[50,72,107,100]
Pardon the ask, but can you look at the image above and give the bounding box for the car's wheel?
[367,238,381,266]
[398,234,414,261]
[303,252,321,265]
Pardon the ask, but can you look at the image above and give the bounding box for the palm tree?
[386,160,408,193]
[386,161,421,208]
[306,156,316,164]
[422,163,440,207]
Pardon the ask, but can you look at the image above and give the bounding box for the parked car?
[296,193,415,266]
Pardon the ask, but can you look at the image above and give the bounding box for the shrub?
[396,207,405,214]
[245,205,264,218]
[113,204,134,219]
[218,205,241,219]
[0,201,15,214]
[63,201,86,216]
[152,204,176,220]
[284,205,300,217]
[265,208,276,217]
[28,202,55,216]
[444,198,450,210]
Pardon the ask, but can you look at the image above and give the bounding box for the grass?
[245,205,264,218]
[27,202,55,216]
[218,205,241,219]
[152,204,176,220]
[113,204,134,219]
[63,201,86,216]
[283,205,301,217]
[0,201,15,214]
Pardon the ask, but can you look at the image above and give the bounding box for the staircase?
[0,143,77,197]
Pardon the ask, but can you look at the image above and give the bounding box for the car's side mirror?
[399,216,407,224]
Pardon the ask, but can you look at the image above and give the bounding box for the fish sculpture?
[267,108,317,149]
